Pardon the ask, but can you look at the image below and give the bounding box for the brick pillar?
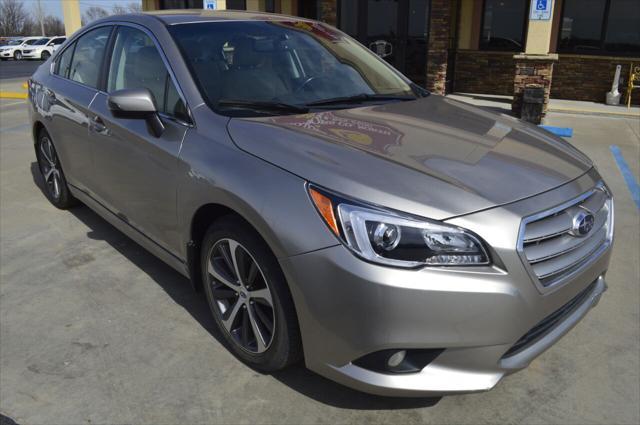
[426,0,450,94]
[512,54,558,119]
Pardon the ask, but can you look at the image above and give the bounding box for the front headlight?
[308,185,490,268]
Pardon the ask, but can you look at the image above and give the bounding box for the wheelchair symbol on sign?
[536,0,547,10]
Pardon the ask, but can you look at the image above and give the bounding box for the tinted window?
[226,0,246,10]
[559,0,640,54]
[69,26,112,88]
[52,38,66,45]
[480,0,527,51]
[33,38,50,46]
[55,43,75,78]
[107,26,186,118]
[605,0,640,53]
[559,0,607,52]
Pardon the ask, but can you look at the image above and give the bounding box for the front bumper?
[0,51,14,58]
[280,170,612,397]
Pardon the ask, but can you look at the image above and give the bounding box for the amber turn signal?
[309,187,340,236]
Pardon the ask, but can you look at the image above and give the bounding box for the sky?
[20,0,143,20]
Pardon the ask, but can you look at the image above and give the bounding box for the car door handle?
[89,116,108,135]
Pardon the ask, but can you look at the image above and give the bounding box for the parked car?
[28,11,613,397]
[22,36,66,60]
[0,36,43,60]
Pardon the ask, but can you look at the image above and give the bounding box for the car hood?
[226,96,592,219]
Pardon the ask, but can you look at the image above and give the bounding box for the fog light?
[387,350,406,368]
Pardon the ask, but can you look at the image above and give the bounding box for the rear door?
[88,24,191,254]
[43,25,113,194]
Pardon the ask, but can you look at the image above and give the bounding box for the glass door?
[339,0,430,86]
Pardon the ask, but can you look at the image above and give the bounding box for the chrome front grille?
[519,185,613,288]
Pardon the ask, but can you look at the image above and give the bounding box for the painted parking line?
[610,145,640,210]
[0,91,27,99]
[540,125,573,137]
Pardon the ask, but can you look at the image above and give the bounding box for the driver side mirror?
[107,88,165,137]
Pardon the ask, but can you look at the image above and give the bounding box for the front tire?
[14,51,22,60]
[41,51,50,60]
[201,216,302,372]
[35,129,78,209]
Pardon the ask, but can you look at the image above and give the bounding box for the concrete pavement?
[0,98,639,424]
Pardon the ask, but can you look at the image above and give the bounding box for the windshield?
[32,38,50,46]
[169,20,420,115]
[8,39,23,46]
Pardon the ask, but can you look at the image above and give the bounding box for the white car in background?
[0,37,43,60]
[22,37,67,60]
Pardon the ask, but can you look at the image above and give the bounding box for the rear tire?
[35,129,78,209]
[200,216,302,372]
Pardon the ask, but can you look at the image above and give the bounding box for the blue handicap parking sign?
[537,0,547,10]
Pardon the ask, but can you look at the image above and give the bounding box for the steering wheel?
[294,76,319,93]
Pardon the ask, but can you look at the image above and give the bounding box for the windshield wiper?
[306,93,416,107]
[217,99,309,114]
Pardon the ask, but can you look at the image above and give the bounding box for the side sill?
[68,184,190,279]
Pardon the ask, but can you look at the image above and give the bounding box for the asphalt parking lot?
[0,61,42,80]
[0,94,639,424]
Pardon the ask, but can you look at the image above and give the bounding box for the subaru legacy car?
[28,11,613,397]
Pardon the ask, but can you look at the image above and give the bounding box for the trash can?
[521,85,545,124]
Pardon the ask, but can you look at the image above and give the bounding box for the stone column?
[511,0,558,119]
[426,0,451,94]
[512,53,558,118]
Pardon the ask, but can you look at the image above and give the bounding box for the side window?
[107,26,186,119]
[55,43,75,78]
[69,26,112,89]
[164,75,188,122]
[52,38,66,45]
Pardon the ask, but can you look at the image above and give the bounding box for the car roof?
[143,9,314,25]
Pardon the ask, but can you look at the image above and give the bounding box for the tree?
[43,16,64,36]
[32,0,46,36]
[112,5,127,15]
[20,17,36,36]
[127,2,142,13]
[0,0,28,36]
[82,6,109,25]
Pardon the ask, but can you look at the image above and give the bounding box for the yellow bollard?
[626,64,639,109]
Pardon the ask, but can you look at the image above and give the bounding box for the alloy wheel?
[15,51,22,60]
[38,136,62,200]
[41,51,50,60]
[206,238,275,354]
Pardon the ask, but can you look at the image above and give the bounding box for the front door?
[338,0,430,86]
[88,25,190,254]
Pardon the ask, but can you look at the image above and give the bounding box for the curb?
[549,107,640,118]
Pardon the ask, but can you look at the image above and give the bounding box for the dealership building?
[140,0,640,109]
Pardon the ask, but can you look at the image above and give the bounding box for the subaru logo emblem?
[571,210,595,237]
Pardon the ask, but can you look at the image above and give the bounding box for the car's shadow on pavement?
[30,162,440,410]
